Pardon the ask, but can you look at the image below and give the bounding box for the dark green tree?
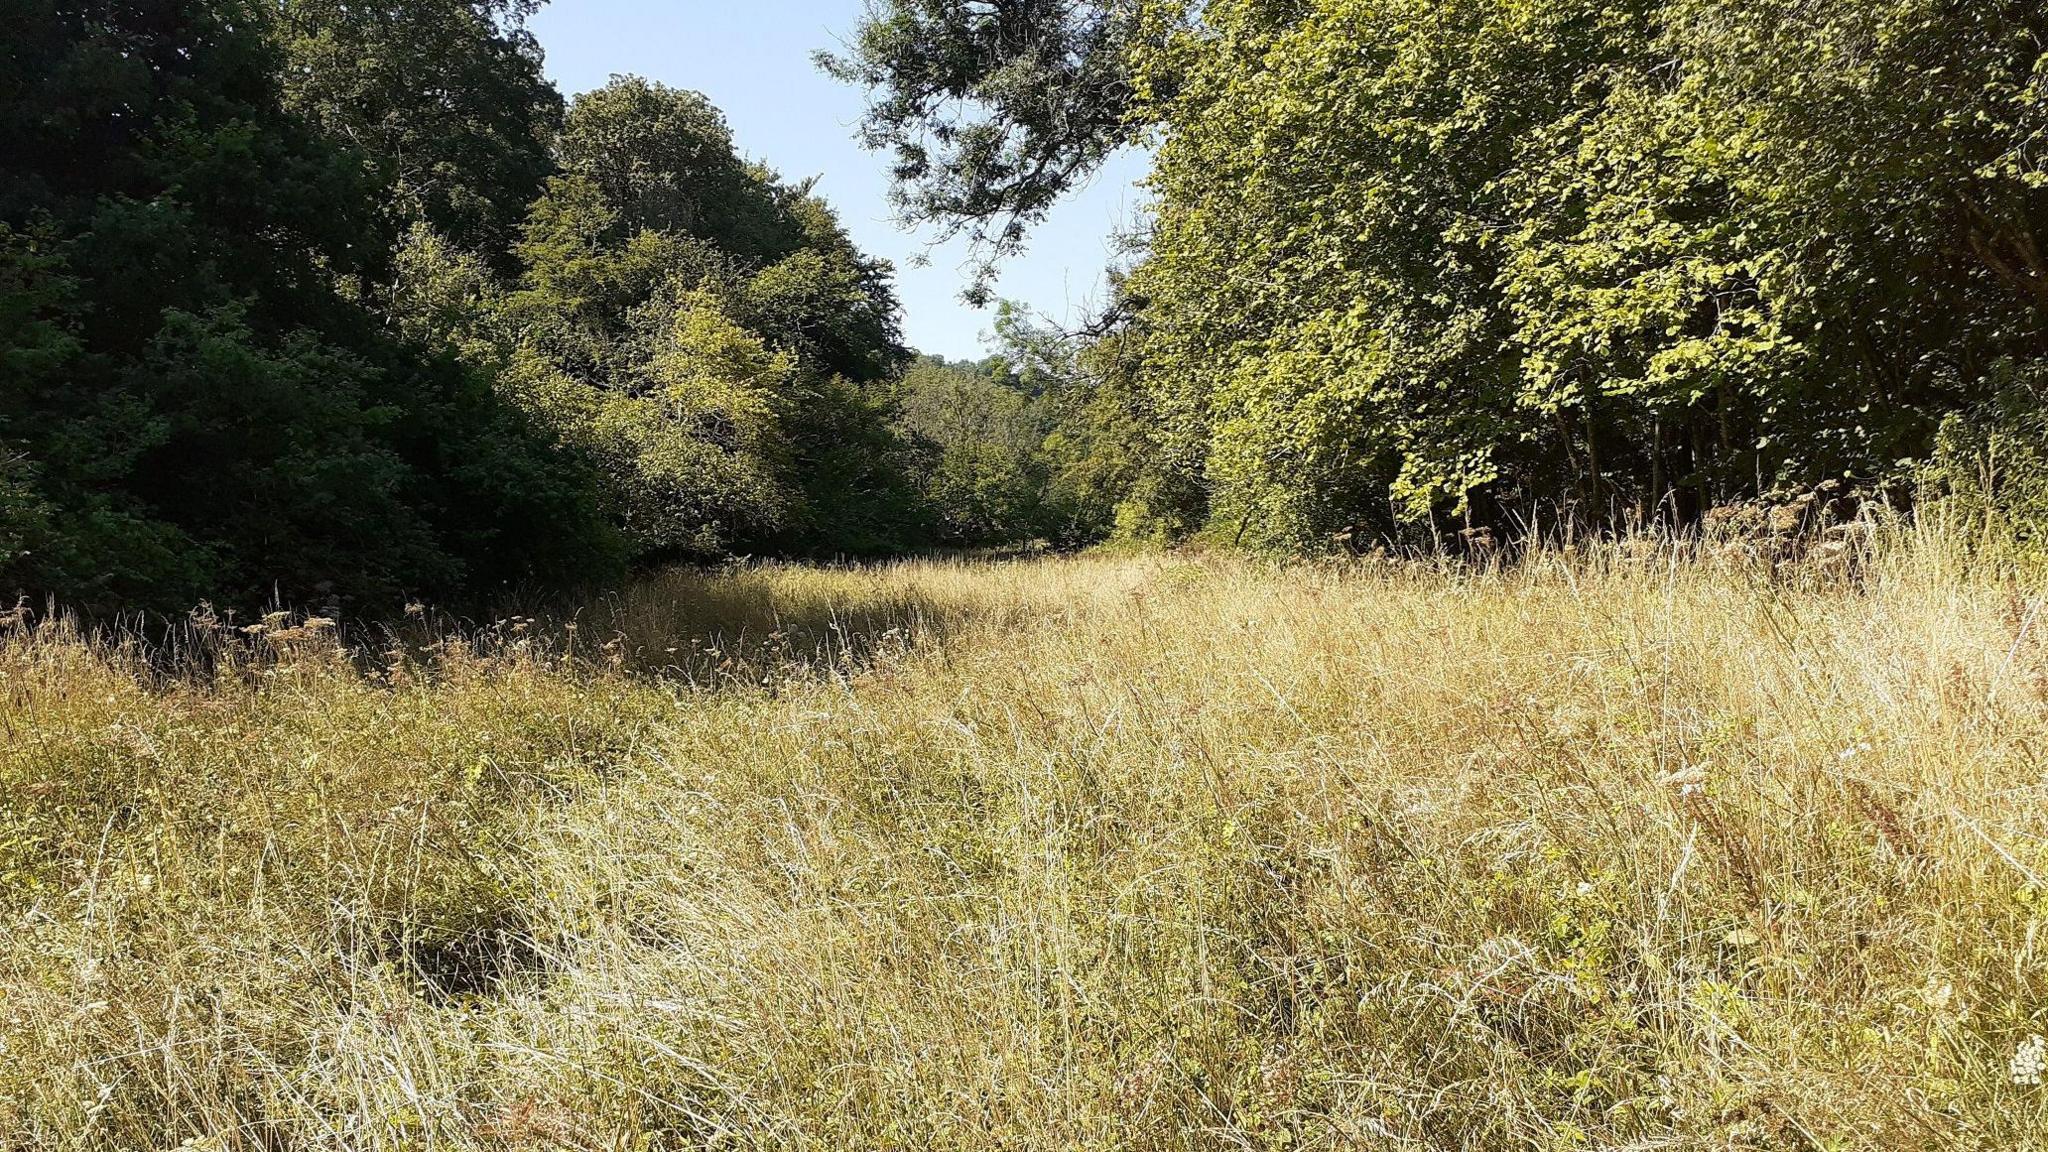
[554,77,806,263]
[0,0,617,611]
[893,354,1051,544]
[277,0,563,260]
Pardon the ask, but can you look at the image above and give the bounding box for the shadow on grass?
[0,553,1053,691]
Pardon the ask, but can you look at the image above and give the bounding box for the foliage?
[0,5,942,616]
[894,355,1052,544]
[1048,323,1209,545]
[0,0,617,612]
[554,77,808,264]
[840,0,2048,550]
[889,299,1203,550]
[773,371,932,559]
[818,0,1166,301]
[1927,361,2048,558]
[456,78,922,562]
[969,302,1207,547]
[276,0,562,260]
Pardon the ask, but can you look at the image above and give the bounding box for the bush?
[1928,366,2048,559]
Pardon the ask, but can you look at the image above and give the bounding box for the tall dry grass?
[3,530,2046,1149]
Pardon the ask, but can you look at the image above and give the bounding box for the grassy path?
[3,548,2045,1148]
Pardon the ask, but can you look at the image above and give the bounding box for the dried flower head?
[2011,1034,2046,1086]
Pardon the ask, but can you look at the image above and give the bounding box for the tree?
[893,355,1052,543]
[444,78,923,561]
[835,0,2048,548]
[277,0,562,260]
[0,0,617,611]
[819,0,1167,301]
[554,77,803,262]
[1038,317,1206,545]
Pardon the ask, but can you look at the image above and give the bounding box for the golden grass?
[4,536,2047,1149]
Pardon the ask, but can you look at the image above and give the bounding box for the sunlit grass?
[5,531,2047,1149]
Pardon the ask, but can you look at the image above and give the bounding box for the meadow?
[3,532,2046,1150]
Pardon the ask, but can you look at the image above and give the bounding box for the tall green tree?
[0,0,616,611]
[411,77,923,562]
[276,0,562,259]
[836,0,2048,547]
[893,354,1052,544]
[554,77,804,263]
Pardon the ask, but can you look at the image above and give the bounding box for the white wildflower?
[2011,1034,2046,1086]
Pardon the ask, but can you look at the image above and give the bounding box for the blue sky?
[527,0,1149,361]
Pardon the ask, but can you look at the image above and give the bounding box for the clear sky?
[526,0,1149,362]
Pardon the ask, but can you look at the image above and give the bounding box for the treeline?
[887,301,1179,548]
[0,0,979,614]
[834,0,2048,551]
[16,0,2044,614]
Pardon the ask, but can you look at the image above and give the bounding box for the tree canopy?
[818,0,1160,302]
[0,0,613,611]
[277,0,562,259]
[0,2,936,614]
[838,0,2048,549]
[10,0,2048,615]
